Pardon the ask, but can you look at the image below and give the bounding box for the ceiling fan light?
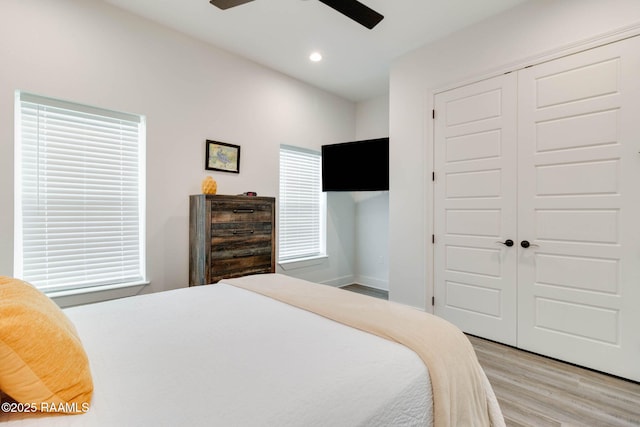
[309,52,323,62]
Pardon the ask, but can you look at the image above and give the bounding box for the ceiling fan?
[209,0,384,30]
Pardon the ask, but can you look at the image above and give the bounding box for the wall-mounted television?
[321,137,389,192]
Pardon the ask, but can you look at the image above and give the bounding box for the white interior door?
[434,73,518,345]
[517,36,640,381]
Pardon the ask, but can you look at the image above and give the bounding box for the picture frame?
[205,140,240,174]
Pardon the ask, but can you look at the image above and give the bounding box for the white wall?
[353,191,388,290]
[389,0,640,309]
[0,0,357,295]
[353,95,390,290]
[355,95,389,141]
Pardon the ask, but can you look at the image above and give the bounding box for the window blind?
[278,145,324,261]
[15,92,145,293]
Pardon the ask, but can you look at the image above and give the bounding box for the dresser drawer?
[211,222,272,253]
[211,221,272,239]
[210,200,273,223]
[210,238,272,260]
[210,266,273,284]
[210,254,273,283]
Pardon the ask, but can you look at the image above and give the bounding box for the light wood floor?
[470,335,640,426]
[341,284,640,426]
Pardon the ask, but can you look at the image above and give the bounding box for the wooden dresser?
[189,194,275,286]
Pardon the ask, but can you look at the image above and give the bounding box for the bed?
[0,273,504,426]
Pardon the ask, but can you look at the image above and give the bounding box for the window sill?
[278,255,328,271]
[47,281,150,308]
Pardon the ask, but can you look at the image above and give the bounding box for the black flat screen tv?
[321,137,389,192]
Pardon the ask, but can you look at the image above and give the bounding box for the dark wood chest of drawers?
[189,194,275,286]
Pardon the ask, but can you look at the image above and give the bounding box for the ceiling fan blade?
[318,0,384,29]
[209,0,254,10]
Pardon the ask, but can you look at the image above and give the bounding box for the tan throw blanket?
[224,273,504,427]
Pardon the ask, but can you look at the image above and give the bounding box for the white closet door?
[517,36,640,381]
[434,73,518,345]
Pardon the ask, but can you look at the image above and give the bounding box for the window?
[278,145,326,262]
[14,92,146,293]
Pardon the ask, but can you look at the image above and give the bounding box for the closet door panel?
[434,73,518,345]
[517,36,640,381]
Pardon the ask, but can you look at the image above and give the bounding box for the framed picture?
[205,140,240,173]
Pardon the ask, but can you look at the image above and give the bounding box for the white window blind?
[279,145,325,261]
[14,92,146,293]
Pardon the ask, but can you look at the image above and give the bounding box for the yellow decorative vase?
[202,176,217,195]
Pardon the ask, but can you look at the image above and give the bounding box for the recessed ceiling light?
[309,52,323,62]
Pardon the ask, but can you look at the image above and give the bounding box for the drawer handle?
[233,229,255,235]
[233,208,255,214]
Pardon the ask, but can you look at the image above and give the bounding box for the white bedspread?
[1,284,432,426]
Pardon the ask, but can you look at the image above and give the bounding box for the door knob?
[520,240,539,248]
[496,239,514,247]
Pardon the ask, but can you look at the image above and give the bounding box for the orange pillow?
[0,277,93,414]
